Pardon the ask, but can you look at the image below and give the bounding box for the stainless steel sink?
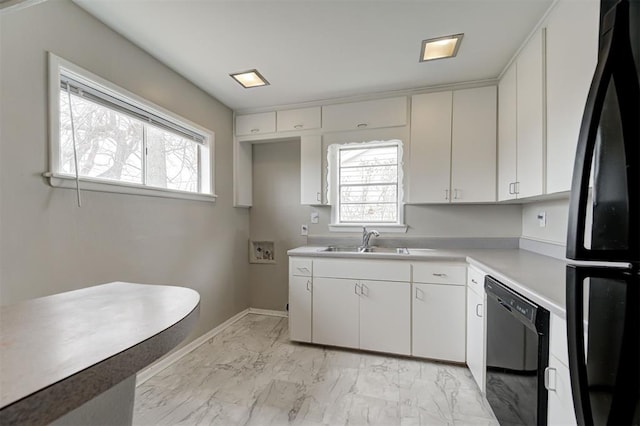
[322,246,361,252]
[322,246,409,254]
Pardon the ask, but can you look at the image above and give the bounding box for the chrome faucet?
[359,227,380,251]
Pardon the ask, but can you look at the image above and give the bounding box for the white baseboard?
[136,308,250,385]
[248,308,288,318]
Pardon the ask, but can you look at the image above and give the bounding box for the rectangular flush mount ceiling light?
[420,33,464,62]
[230,69,270,88]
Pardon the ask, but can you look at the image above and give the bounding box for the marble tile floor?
[134,314,498,426]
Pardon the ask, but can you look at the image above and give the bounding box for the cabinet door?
[412,283,466,362]
[498,63,518,201]
[300,135,323,205]
[322,97,407,132]
[235,112,276,136]
[466,286,486,392]
[451,86,497,203]
[408,91,452,203]
[312,277,359,349]
[546,354,577,425]
[289,275,312,343]
[359,280,411,355]
[233,140,253,207]
[545,0,598,194]
[516,29,545,199]
[277,107,321,132]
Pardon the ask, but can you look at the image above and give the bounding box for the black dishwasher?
[485,276,550,426]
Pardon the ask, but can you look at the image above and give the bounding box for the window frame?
[47,53,216,202]
[327,139,407,232]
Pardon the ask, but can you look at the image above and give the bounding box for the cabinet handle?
[515,181,520,194]
[316,192,321,202]
[306,280,312,292]
[251,128,260,133]
[297,267,310,273]
[355,282,361,295]
[454,189,460,200]
[544,367,557,391]
[471,279,478,285]
[294,124,303,129]
[432,273,447,277]
[356,123,368,128]
[508,182,515,195]
[476,304,483,317]
[415,287,424,301]
[444,189,449,200]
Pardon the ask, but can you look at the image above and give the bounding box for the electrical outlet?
[310,211,319,224]
[537,211,547,227]
[301,224,309,236]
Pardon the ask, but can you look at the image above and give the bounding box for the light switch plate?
[310,212,319,224]
[301,224,309,236]
[537,211,547,227]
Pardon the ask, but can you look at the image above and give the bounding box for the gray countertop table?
[0,282,200,425]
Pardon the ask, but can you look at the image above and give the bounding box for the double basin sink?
[322,246,410,254]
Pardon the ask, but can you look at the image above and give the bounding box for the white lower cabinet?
[547,354,577,426]
[288,275,313,343]
[547,314,577,425]
[288,258,313,343]
[290,257,468,362]
[312,277,410,355]
[466,283,486,392]
[466,266,487,392]
[312,277,360,349]
[412,283,466,362]
[359,280,411,355]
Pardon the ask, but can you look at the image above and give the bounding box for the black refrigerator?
[565,0,640,425]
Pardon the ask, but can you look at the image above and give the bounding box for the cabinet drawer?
[277,107,321,132]
[322,97,407,132]
[413,262,466,285]
[467,265,486,295]
[290,258,312,277]
[236,112,276,136]
[313,259,410,282]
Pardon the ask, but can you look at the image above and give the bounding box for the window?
[328,140,406,231]
[47,54,215,201]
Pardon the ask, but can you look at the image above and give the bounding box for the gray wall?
[249,141,308,311]
[0,0,250,342]
[522,198,572,245]
[521,198,571,245]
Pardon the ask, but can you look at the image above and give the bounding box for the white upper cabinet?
[300,135,323,205]
[277,107,321,132]
[516,28,546,199]
[409,87,497,204]
[235,112,276,136]
[545,0,599,194]
[451,86,497,203]
[322,97,407,132]
[498,28,546,200]
[408,91,453,203]
[498,63,518,201]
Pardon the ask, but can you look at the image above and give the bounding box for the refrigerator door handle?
[566,267,593,426]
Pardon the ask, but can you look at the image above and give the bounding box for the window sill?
[44,173,217,203]
[328,223,408,233]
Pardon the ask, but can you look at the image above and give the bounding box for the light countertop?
[0,282,200,425]
[287,246,569,318]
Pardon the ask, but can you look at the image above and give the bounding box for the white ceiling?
[73,0,553,112]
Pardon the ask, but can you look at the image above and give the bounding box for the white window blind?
[48,55,217,204]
